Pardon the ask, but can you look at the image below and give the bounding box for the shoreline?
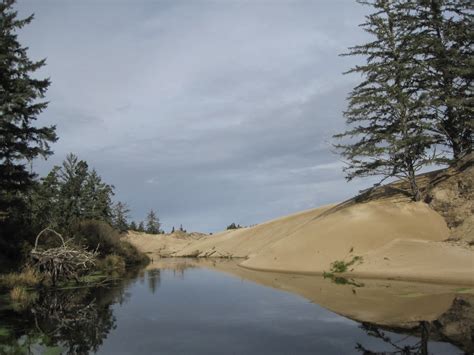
[238,262,474,286]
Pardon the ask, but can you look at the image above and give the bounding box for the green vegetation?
[226,223,242,230]
[97,255,126,275]
[0,2,148,283]
[0,0,57,262]
[0,267,41,288]
[128,209,164,234]
[334,0,472,200]
[72,220,148,266]
[9,286,38,309]
[146,209,162,234]
[330,256,363,273]
[112,202,131,233]
[322,274,365,288]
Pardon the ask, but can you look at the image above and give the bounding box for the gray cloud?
[18,0,372,232]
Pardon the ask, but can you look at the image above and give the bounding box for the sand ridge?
[126,164,474,284]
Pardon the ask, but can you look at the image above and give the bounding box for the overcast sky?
[16,0,374,232]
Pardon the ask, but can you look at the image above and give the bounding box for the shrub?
[98,254,126,275]
[329,256,363,274]
[226,223,242,230]
[72,220,148,266]
[10,286,28,302]
[0,266,41,288]
[9,286,38,311]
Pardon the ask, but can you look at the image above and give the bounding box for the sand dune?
[127,163,473,284]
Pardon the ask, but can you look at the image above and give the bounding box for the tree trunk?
[408,169,421,202]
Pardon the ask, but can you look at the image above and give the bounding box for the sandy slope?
[127,174,473,284]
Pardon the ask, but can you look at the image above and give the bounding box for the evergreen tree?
[403,0,472,159]
[129,221,137,231]
[137,221,145,232]
[0,0,57,214]
[57,153,89,230]
[171,226,175,234]
[146,209,161,234]
[30,166,61,229]
[30,154,116,232]
[82,169,114,222]
[112,201,130,233]
[334,0,439,200]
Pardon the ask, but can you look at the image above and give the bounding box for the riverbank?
[126,159,473,285]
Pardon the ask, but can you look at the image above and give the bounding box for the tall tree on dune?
[335,0,439,200]
[146,209,161,235]
[403,0,473,159]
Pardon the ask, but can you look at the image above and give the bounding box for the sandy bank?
[127,200,473,284]
[126,163,473,285]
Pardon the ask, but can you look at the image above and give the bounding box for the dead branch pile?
[30,228,98,284]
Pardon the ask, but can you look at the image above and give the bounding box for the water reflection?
[0,260,471,354]
[147,269,161,294]
[0,268,140,354]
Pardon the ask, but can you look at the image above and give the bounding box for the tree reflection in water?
[147,269,161,294]
[356,295,474,355]
[356,322,431,355]
[0,267,141,354]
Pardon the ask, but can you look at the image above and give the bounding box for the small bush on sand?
[330,256,363,273]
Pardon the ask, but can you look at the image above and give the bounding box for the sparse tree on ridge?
[129,221,137,231]
[82,169,115,222]
[401,0,473,159]
[112,201,130,233]
[334,0,441,201]
[137,221,145,232]
[146,209,161,234]
[226,223,242,230]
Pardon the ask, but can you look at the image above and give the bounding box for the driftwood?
[30,228,98,285]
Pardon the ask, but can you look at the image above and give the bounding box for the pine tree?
[334,0,440,200]
[30,154,116,232]
[137,221,145,232]
[57,153,89,230]
[112,201,130,233]
[30,166,61,229]
[129,221,137,231]
[82,169,114,222]
[146,209,161,234]
[171,226,175,234]
[402,0,472,159]
[0,0,57,214]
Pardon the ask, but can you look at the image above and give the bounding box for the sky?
[16,0,374,233]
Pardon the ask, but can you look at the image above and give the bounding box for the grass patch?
[0,327,10,337]
[9,286,38,311]
[0,267,41,288]
[454,287,473,294]
[329,256,363,273]
[97,254,126,275]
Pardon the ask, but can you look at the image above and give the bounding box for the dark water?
[0,264,466,354]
